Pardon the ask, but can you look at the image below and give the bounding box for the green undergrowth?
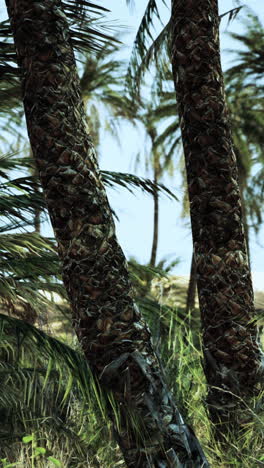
[0,290,263,467]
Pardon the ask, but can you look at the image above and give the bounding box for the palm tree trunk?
[235,148,251,266]
[240,185,250,267]
[185,251,197,316]
[149,128,160,269]
[149,168,159,267]
[31,155,41,234]
[6,0,209,465]
[33,201,41,233]
[170,0,263,432]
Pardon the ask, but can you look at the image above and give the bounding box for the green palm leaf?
[0,313,113,463]
[0,1,117,93]
[226,13,264,83]
[102,170,178,200]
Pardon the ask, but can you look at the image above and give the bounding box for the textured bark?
[171,0,263,431]
[6,0,209,466]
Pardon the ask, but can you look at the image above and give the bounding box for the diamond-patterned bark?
[5,0,209,465]
[171,0,263,430]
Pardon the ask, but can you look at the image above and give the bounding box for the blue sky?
[0,0,263,290]
[99,1,264,290]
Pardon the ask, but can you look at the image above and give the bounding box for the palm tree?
[131,65,182,270]
[4,0,209,465]
[80,42,138,151]
[185,252,196,315]
[225,15,264,251]
[147,125,161,268]
[226,82,263,264]
[226,13,264,88]
[136,99,177,268]
[170,0,263,432]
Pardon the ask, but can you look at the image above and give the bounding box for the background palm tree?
[225,13,264,250]
[80,42,138,151]
[134,95,180,268]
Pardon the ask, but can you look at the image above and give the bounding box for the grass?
[0,277,263,467]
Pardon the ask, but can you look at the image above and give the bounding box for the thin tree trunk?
[33,202,41,233]
[185,251,196,316]
[29,148,41,233]
[235,148,251,266]
[149,168,159,267]
[32,162,41,233]
[149,128,160,269]
[240,185,250,267]
[6,0,209,466]
[170,0,263,432]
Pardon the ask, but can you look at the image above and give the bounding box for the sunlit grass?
[0,280,263,467]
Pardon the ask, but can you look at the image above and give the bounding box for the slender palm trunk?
[240,185,250,266]
[149,167,159,267]
[31,158,41,233]
[6,0,209,465]
[238,178,250,267]
[33,202,41,233]
[149,129,160,269]
[235,148,251,266]
[185,251,196,316]
[28,147,41,233]
[171,0,263,431]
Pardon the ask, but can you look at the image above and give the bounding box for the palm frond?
[0,185,44,228]
[0,313,90,392]
[154,122,181,158]
[226,14,264,83]
[127,21,170,96]
[128,258,168,282]
[80,42,138,149]
[219,6,244,24]
[0,313,115,464]
[0,232,66,319]
[80,43,124,95]
[130,0,163,56]
[0,2,117,91]
[224,28,264,238]
[0,152,68,318]
[125,4,245,95]
[63,0,109,15]
[126,1,168,95]
[102,170,178,200]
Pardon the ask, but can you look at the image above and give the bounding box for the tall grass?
[0,283,263,467]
